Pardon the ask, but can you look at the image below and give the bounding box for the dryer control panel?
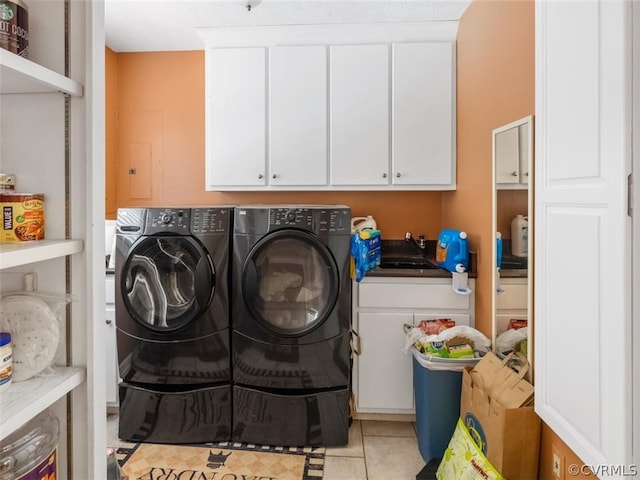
[317,208,350,234]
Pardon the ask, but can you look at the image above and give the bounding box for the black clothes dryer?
[231,205,352,447]
[115,207,232,443]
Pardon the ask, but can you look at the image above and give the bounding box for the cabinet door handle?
[258,174,264,179]
[106,319,112,325]
[396,172,401,178]
[523,172,529,177]
[511,171,518,177]
[272,174,277,179]
[382,172,388,179]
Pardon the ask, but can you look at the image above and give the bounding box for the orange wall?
[454,0,534,336]
[105,49,443,239]
[455,2,588,478]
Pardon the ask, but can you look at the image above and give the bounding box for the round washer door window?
[122,235,214,332]
[242,230,339,336]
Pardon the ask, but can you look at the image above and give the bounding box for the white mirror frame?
[491,115,534,366]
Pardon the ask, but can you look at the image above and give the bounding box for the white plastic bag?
[495,328,528,354]
[404,324,492,356]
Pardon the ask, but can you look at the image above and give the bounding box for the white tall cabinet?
[535,0,637,471]
[0,1,105,478]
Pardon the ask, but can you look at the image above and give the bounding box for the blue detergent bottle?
[496,232,503,269]
[435,229,469,272]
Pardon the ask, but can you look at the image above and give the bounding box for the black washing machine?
[115,207,232,443]
[231,205,352,447]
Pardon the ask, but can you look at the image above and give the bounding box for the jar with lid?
[0,409,59,480]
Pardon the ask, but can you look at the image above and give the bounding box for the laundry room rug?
[116,441,325,479]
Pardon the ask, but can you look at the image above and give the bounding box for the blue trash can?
[412,350,480,463]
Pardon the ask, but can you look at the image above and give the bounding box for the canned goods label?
[0,173,16,191]
[0,193,44,243]
[0,0,29,58]
[16,448,57,480]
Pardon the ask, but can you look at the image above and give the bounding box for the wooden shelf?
[0,49,83,97]
[0,239,83,270]
[0,367,86,438]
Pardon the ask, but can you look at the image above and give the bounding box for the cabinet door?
[495,125,520,185]
[356,312,415,413]
[269,46,327,186]
[330,44,390,186]
[535,0,632,467]
[206,48,266,188]
[392,42,455,187]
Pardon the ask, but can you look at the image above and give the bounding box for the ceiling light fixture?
[242,0,262,11]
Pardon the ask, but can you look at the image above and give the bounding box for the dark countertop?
[365,239,478,279]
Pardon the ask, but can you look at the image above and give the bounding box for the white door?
[330,44,390,186]
[206,48,266,188]
[269,46,327,186]
[535,0,633,470]
[392,42,455,187]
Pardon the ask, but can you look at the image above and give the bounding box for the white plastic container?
[350,215,377,233]
[511,215,528,257]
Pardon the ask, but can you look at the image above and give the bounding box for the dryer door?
[121,235,214,332]
[242,230,339,336]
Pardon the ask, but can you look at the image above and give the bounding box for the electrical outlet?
[552,447,565,479]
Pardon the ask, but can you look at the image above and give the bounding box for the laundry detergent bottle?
[436,229,469,272]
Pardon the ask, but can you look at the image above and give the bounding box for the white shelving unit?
[0,240,83,270]
[0,1,105,477]
[0,49,83,96]
[0,367,85,438]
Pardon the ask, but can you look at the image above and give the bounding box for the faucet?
[405,232,427,249]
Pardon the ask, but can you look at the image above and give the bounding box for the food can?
[0,173,16,192]
[0,192,44,243]
[0,332,11,393]
[0,0,29,58]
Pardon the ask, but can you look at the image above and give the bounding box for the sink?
[379,240,439,269]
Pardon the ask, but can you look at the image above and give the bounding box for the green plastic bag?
[436,418,505,480]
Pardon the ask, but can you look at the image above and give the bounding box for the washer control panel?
[145,208,190,234]
[143,208,231,234]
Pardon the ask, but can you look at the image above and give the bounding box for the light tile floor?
[107,415,427,480]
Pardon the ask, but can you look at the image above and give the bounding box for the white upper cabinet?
[392,42,455,187]
[200,22,459,191]
[205,47,266,188]
[494,116,532,189]
[269,46,327,186]
[329,44,390,186]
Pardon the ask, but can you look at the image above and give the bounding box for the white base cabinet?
[495,277,528,337]
[352,276,475,414]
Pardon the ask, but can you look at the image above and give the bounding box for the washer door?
[242,230,339,337]
[121,235,214,332]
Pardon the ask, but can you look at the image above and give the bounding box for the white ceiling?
[105,0,472,52]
